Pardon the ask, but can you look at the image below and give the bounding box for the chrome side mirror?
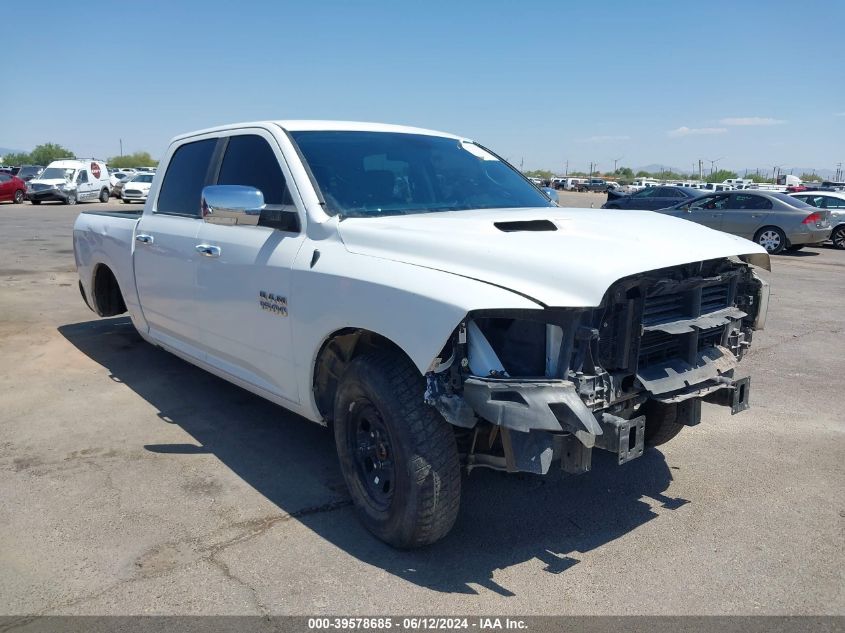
[201,185,265,226]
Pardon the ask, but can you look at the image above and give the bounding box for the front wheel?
[99,188,109,203]
[13,190,24,204]
[334,350,461,548]
[832,226,845,250]
[754,226,787,254]
[642,400,685,447]
[64,192,77,205]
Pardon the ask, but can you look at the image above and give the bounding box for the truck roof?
[171,120,465,144]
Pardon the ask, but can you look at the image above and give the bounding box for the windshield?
[131,174,154,183]
[290,131,553,217]
[39,167,74,181]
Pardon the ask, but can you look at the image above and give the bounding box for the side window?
[824,196,845,209]
[217,134,297,231]
[0,174,9,183]
[692,194,730,210]
[731,194,771,210]
[77,170,88,184]
[157,138,216,216]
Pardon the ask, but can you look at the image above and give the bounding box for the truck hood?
[337,207,770,307]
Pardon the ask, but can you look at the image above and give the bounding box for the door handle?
[135,234,154,244]
[195,244,221,257]
[751,214,763,218]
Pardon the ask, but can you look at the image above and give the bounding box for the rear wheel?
[832,226,845,250]
[13,190,24,204]
[334,350,461,548]
[99,188,109,203]
[754,226,787,254]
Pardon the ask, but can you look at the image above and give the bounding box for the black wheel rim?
[348,400,395,511]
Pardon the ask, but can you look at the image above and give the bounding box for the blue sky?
[2,0,843,175]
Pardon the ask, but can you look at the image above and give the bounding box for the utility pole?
[698,159,703,181]
[612,155,623,172]
[119,139,123,157]
[565,160,569,177]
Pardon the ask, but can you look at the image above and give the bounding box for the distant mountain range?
[0,147,25,158]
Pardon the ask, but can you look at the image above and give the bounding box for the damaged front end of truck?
[425,257,770,475]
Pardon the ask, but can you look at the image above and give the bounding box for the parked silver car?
[790,191,845,250]
[656,191,831,254]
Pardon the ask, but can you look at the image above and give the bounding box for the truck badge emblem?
[259,291,288,316]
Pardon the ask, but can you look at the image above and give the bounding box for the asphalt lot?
[0,197,843,616]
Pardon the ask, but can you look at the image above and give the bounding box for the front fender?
[290,244,542,419]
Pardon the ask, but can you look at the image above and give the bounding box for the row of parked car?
[0,161,156,206]
[598,186,845,253]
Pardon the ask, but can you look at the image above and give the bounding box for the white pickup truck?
[73,120,771,547]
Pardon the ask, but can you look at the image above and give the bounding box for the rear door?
[133,137,217,357]
[194,131,306,403]
[648,186,687,210]
[720,193,772,239]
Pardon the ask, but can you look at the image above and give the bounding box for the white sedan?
[121,173,154,204]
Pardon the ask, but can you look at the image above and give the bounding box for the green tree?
[108,152,158,169]
[635,170,652,177]
[568,171,588,177]
[707,169,738,183]
[746,173,770,183]
[523,169,553,180]
[798,172,821,182]
[2,151,32,166]
[613,166,634,180]
[29,143,75,166]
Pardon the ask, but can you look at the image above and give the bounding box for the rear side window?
[217,134,297,231]
[730,194,772,210]
[157,139,216,216]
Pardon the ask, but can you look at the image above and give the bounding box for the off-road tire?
[334,350,461,548]
[642,400,685,447]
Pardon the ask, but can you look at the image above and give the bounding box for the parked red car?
[0,173,26,204]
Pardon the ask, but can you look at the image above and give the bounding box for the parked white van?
[26,159,111,205]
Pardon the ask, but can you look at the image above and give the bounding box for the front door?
[194,132,306,403]
[686,194,730,229]
[133,137,217,357]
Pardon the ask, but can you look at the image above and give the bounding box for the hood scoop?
[493,219,557,233]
